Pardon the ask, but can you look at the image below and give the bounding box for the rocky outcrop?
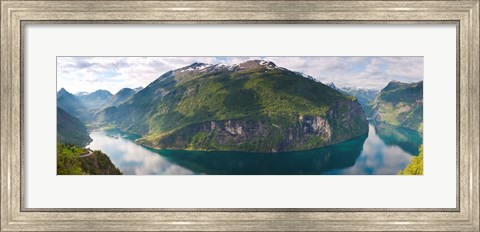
[139,99,368,153]
[79,150,122,175]
[326,100,369,142]
[57,143,122,175]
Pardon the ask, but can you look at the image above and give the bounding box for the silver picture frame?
[1,1,478,231]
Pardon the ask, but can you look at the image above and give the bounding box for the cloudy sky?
[57,56,423,94]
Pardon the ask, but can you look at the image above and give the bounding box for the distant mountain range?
[104,88,137,107]
[77,89,113,109]
[57,87,142,122]
[323,83,380,114]
[57,60,423,153]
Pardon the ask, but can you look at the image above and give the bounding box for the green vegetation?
[370,81,423,132]
[146,67,349,134]
[97,61,368,152]
[399,145,423,175]
[57,105,122,175]
[57,143,85,175]
[57,107,92,147]
[57,143,122,175]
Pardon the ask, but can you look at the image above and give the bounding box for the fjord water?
[87,122,422,175]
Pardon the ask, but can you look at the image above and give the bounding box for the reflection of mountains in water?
[148,134,368,175]
[372,121,423,155]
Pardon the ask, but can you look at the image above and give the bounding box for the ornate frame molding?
[1,1,478,231]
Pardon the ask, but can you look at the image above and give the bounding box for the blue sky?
[57,56,423,94]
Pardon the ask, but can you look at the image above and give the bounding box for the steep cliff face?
[57,143,122,175]
[79,150,122,175]
[370,81,423,132]
[327,100,369,142]
[100,60,369,152]
[138,99,367,153]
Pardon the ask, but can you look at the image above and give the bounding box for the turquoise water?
[87,122,423,175]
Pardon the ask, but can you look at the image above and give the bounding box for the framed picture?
[1,0,478,231]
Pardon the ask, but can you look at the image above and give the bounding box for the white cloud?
[57,56,423,93]
[57,57,222,94]
[259,57,423,89]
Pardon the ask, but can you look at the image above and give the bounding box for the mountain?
[96,60,368,153]
[370,80,423,132]
[324,82,339,90]
[105,88,136,107]
[77,89,113,109]
[57,88,89,122]
[338,86,379,115]
[323,82,379,115]
[134,87,143,92]
[78,149,123,175]
[57,107,92,147]
[293,72,318,82]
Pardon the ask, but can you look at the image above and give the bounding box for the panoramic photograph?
[57,56,423,175]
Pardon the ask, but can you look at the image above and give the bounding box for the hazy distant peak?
[339,85,381,92]
[115,88,135,95]
[75,91,90,97]
[58,87,68,93]
[325,82,338,90]
[91,89,112,96]
[73,89,112,97]
[57,88,74,98]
